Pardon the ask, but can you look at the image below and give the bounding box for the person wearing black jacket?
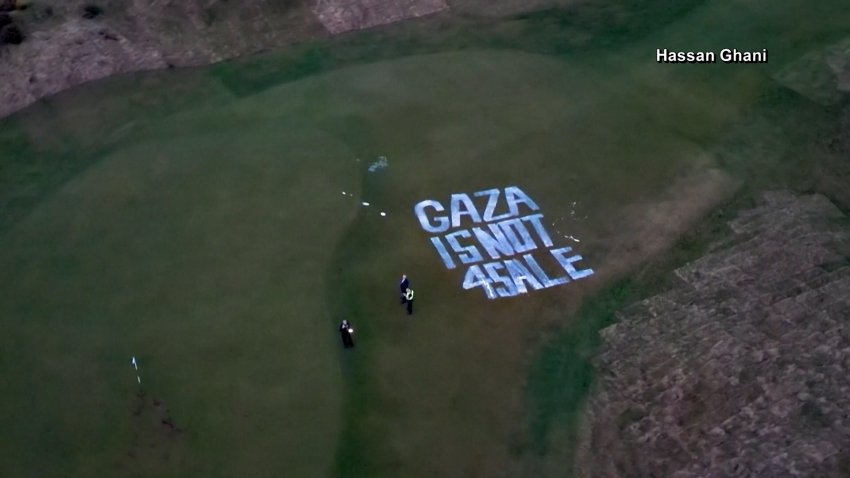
[339,320,354,348]
[399,274,414,315]
[399,274,409,303]
[403,287,414,315]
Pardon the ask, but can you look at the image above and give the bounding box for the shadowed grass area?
[525,279,633,453]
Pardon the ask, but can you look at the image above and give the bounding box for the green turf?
[0,123,357,476]
[1,0,850,477]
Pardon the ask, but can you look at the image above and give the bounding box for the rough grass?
[210,0,709,97]
[520,185,765,475]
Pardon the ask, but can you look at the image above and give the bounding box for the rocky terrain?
[313,0,447,34]
[774,36,850,106]
[576,191,850,477]
[0,0,579,119]
[0,0,327,119]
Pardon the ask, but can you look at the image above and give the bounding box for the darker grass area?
[716,83,850,213]
[0,121,136,236]
[210,0,708,97]
[524,278,634,453]
[325,261,390,478]
[511,0,706,54]
[0,129,75,233]
[715,86,838,184]
[324,172,397,478]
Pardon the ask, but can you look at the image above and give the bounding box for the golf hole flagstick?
[130,356,140,384]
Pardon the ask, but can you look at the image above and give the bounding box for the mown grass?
[2,0,850,476]
[525,278,634,452]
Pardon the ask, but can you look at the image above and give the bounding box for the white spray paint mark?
[550,207,586,245]
[368,156,389,172]
[484,281,495,298]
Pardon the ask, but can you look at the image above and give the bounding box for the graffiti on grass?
[414,186,594,299]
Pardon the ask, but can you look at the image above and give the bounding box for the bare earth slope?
[576,191,850,477]
[0,0,582,118]
[0,0,326,119]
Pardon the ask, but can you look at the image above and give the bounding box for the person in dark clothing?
[403,287,414,315]
[399,274,410,304]
[339,320,354,348]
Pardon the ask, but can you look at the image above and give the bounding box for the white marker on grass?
[362,202,370,207]
[380,212,387,217]
[131,356,141,384]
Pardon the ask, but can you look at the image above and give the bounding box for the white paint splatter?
[368,156,389,172]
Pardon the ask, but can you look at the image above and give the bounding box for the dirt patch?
[117,391,187,475]
[596,158,740,280]
[0,0,326,118]
[313,0,448,34]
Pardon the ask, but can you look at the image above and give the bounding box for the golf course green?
[2,0,849,476]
